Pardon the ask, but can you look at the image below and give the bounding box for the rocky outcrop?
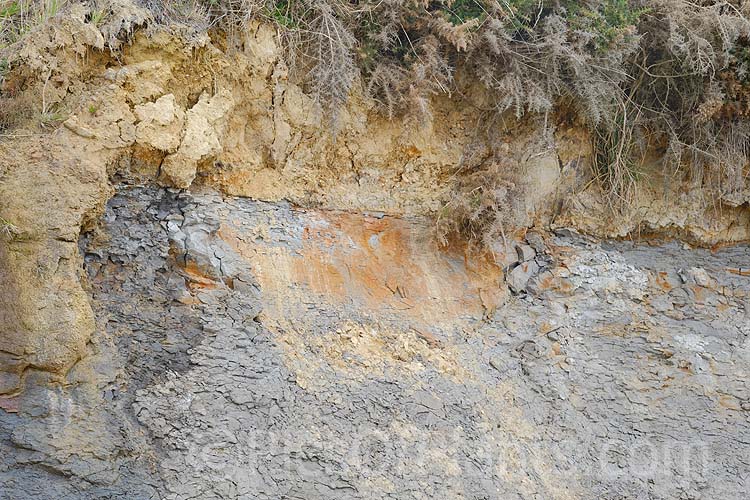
[4,187,749,498]
[133,93,185,154]
[0,137,112,390]
[1,4,750,497]
[0,12,568,388]
[160,90,235,188]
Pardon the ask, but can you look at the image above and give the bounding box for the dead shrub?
[5,0,750,242]
[437,156,525,250]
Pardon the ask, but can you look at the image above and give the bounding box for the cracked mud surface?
[1,185,749,498]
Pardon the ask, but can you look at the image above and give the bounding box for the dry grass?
[0,216,20,239]
[0,1,69,134]
[176,1,750,224]
[591,101,645,210]
[436,155,525,250]
[3,0,750,243]
[0,0,66,48]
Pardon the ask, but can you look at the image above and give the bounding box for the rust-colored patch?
[538,321,556,335]
[709,239,745,253]
[550,341,563,356]
[180,260,221,290]
[0,396,19,413]
[654,271,672,291]
[530,271,575,296]
[404,145,422,158]
[692,285,706,304]
[718,394,741,410]
[726,267,750,277]
[219,210,505,328]
[536,273,557,292]
[558,278,574,293]
[677,359,693,374]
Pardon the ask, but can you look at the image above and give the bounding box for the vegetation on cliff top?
[2,0,750,244]
[182,0,750,243]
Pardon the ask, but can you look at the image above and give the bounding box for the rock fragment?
[160,90,234,189]
[134,93,185,153]
[507,260,540,293]
[515,244,536,262]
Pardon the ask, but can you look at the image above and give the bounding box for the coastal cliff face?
[0,4,749,498]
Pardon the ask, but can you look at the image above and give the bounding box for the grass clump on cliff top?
[0,0,69,133]
[150,1,750,208]
[0,0,66,47]
[150,0,648,123]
